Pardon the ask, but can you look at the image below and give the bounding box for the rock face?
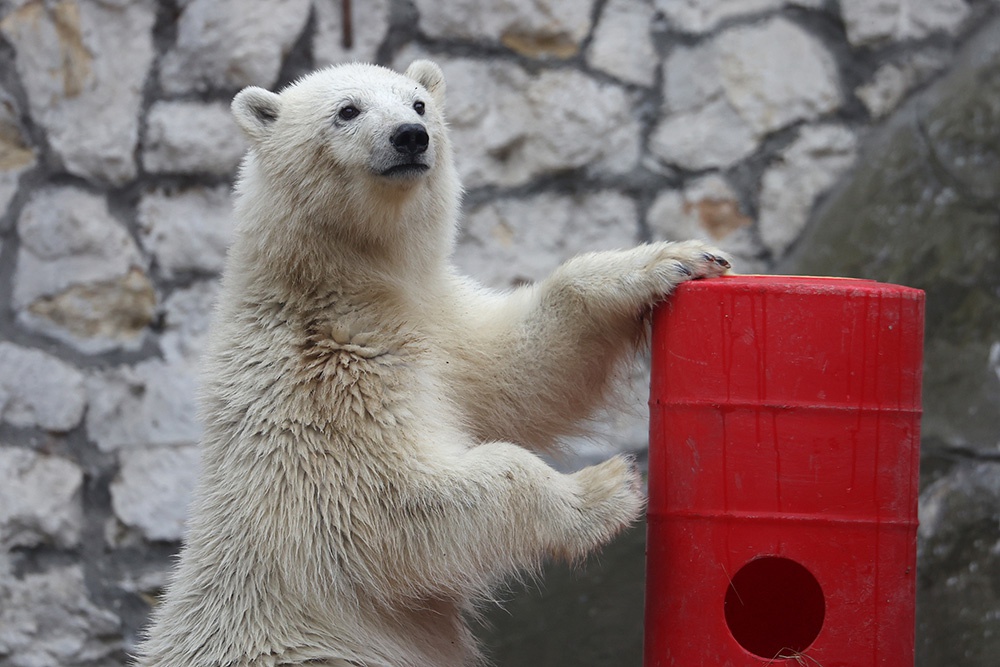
[0,0,155,185]
[917,463,1000,666]
[413,0,593,58]
[0,1,996,665]
[0,562,122,667]
[781,17,1000,667]
[781,18,1000,462]
[143,102,246,176]
[0,343,86,431]
[0,448,83,549]
[13,187,155,352]
[158,0,312,93]
[111,445,201,542]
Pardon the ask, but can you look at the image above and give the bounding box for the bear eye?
[413,101,425,116]
[338,105,361,121]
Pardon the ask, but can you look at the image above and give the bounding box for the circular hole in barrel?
[724,556,825,660]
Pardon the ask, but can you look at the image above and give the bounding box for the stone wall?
[0,1,996,665]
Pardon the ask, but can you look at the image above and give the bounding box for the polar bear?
[133,61,731,667]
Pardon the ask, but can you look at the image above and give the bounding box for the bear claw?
[703,253,731,269]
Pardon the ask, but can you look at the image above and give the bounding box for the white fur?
[133,61,731,667]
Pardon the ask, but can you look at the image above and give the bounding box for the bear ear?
[232,86,282,142]
[404,60,446,107]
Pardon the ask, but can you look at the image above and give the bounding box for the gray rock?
[159,0,311,93]
[0,0,155,185]
[0,562,122,667]
[454,191,639,288]
[855,52,949,120]
[587,0,658,87]
[758,124,857,257]
[159,281,220,364]
[714,17,842,135]
[85,359,202,453]
[414,0,592,58]
[917,462,1000,667]
[0,342,86,432]
[661,41,725,114]
[649,97,758,170]
[13,187,155,353]
[142,102,246,176]
[406,55,641,187]
[780,18,1000,460]
[83,282,216,453]
[313,0,391,67]
[652,0,823,33]
[137,186,235,279]
[0,448,83,549]
[111,445,201,542]
[649,19,842,171]
[647,174,764,270]
[0,82,36,224]
[920,42,1000,203]
[653,41,762,169]
[841,0,970,46]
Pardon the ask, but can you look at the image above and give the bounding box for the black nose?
[391,124,429,155]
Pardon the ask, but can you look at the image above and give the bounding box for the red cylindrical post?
[644,276,924,667]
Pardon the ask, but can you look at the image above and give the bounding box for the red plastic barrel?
[644,275,924,667]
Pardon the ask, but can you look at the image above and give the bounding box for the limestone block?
[138,186,235,279]
[0,563,121,667]
[920,38,1000,202]
[13,187,154,352]
[917,462,1000,665]
[713,17,842,135]
[0,0,155,185]
[414,0,592,58]
[314,0,391,67]
[159,0,311,93]
[0,342,86,432]
[0,448,83,549]
[412,56,641,187]
[778,18,1000,454]
[143,102,246,176]
[661,41,724,114]
[650,98,758,170]
[85,359,202,453]
[652,0,823,34]
[647,174,763,270]
[856,53,948,119]
[651,17,843,167]
[0,83,36,224]
[587,0,658,86]
[841,0,970,46]
[159,281,220,364]
[758,124,857,256]
[653,17,841,140]
[111,445,201,542]
[84,283,216,451]
[454,191,639,288]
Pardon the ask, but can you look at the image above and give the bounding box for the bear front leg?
[541,240,732,325]
[448,240,731,450]
[345,443,643,604]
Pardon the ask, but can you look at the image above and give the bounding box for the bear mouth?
[379,163,430,178]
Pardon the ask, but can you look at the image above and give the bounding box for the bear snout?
[391,124,429,155]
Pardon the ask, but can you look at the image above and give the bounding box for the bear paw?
[561,455,645,559]
[648,240,733,287]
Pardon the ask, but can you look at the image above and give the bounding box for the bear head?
[228,61,458,269]
[232,60,448,187]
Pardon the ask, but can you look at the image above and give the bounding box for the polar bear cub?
[133,61,731,667]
